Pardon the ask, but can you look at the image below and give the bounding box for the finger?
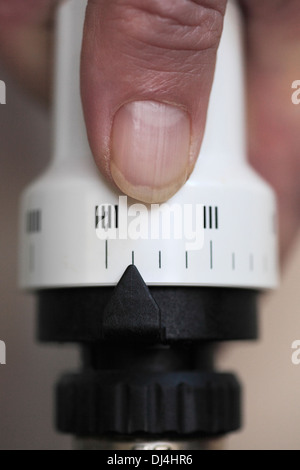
[0,0,56,102]
[81,0,227,203]
[241,0,300,260]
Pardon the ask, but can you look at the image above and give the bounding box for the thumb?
[81,0,227,203]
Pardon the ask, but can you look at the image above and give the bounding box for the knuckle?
[102,0,226,53]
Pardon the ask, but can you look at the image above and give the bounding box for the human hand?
[1,0,300,260]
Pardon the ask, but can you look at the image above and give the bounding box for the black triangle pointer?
[103,265,162,341]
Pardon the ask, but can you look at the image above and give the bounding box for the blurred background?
[0,63,300,450]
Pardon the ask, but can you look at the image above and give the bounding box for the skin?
[0,0,300,260]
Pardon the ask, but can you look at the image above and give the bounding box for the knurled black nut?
[56,371,241,436]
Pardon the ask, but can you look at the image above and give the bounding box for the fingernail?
[111,101,191,203]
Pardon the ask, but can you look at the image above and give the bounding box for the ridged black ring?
[56,371,241,436]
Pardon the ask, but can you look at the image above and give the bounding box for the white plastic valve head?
[19,0,278,290]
